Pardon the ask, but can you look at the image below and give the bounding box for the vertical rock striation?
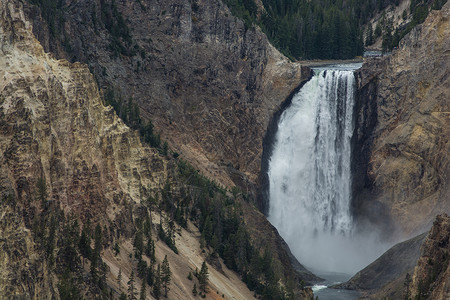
[23,0,310,193]
[353,2,450,237]
[408,214,449,300]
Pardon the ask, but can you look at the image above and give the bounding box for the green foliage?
[103,88,170,155]
[100,0,134,57]
[198,261,209,293]
[90,224,104,283]
[114,242,121,255]
[36,177,48,205]
[140,279,147,300]
[28,0,64,36]
[365,24,374,46]
[173,159,292,298]
[146,261,155,287]
[104,90,141,130]
[153,264,162,299]
[161,255,172,297]
[59,216,80,271]
[192,283,198,296]
[58,270,82,300]
[134,230,144,259]
[224,0,393,59]
[158,220,178,254]
[128,271,137,300]
[223,0,258,29]
[386,0,446,51]
[137,259,148,279]
[26,200,107,297]
[78,220,92,260]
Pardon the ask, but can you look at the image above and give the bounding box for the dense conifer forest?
[224,0,447,59]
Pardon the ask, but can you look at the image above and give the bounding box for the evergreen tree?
[140,279,147,300]
[36,176,47,205]
[119,293,127,300]
[114,242,121,255]
[128,271,137,300]
[137,259,148,279]
[153,264,162,299]
[365,24,374,46]
[58,270,81,300]
[78,220,91,262]
[161,255,171,297]
[146,261,155,287]
[90,224,103,281]
[192,283,197,296]
[198,261,209,294]
[145,237,155,262]
[134,230,144,259]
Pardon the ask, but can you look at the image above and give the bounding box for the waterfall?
[268,65,372,274]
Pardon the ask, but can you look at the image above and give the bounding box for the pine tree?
[199,261,209,293]
[192,283,197,296]
[140,279,146,300]
[128,271,137,300]
[145,238,155,262]
[78,220,92,262]
[91,224,103,281]
[146,261,155,286]
[36,177,47,205]
[161,255,171,297]
[153,264,161,299]
[119,293,127,300]
[134,231,144,259]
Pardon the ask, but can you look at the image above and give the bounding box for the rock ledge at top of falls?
[24,0,312,192]
[352,1,450,238]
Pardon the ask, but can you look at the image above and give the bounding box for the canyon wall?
[0,0,315,298]
[24,0,310,193]
[353,1,450,237]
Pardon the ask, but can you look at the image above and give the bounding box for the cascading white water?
[268,64,379,274]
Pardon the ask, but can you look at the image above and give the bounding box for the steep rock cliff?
[353,2,450,237]
[408,213,449,300]
[24,0,309,193]
[0,0,315,298]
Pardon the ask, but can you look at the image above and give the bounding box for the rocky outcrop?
[24,0,309,194]
[0,0,167,221]
[408,214,450,300]
[335,232,427,291]
[353,2,450,237]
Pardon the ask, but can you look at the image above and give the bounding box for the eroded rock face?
[0,5,167,221]
[24,0,309,191]
[408,214,449,300]
[0,1,166,296]
[0,1,315,297]
[353,2,450,237]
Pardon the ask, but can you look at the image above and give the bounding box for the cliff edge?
[353,1,450,237]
